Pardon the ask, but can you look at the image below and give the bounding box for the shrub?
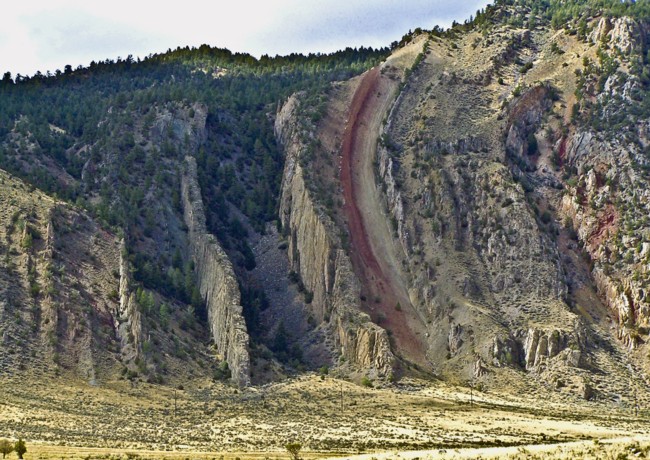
[519,62,534,74]
[108,289,119,301]
[285,442,302,460]
[213,361,231,381]
[0,439,13,459]
[21,231,33,250]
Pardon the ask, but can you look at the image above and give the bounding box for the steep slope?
[0,165,244,385]
[339,40,432,371]
[1,0,650,402]
[380,28,580,383]
[181,156,250,386]
[0,101,254,384]
[374,9,649,396]
[557,18,650,344]
[277,95,394,378]
[0,46,388,384]
[274,1,650,400]
[0,170,121,380]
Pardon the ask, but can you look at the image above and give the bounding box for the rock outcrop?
[506,84,554,159]
[589,16,647,55]
[559,127,650,348]
[523,328,570,370]
[115,239,142,363]
[181,156,251,386]
[365,33,585,380]
[151,102,208,149]
[276,95,394,377]
[492,327,585,371]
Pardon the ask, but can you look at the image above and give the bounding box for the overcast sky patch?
[1,0,489,77]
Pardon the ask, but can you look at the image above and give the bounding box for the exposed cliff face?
[4,2,650,398]
[377,144,410,257]
[0,169,131,381]
[116,239,142,363]
[559,129,650,349]
[522,327,583,370]
[368,30,589,381]
[276,95,394,377]
[538,14,650,352]
[181,156,251,386]
[589,16,648,56]
[151,103,207,150]
[505,84,554,159]
[270,9,650,392]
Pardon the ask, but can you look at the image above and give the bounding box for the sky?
[0,0,490,78]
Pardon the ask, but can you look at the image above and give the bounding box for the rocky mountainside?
[275,0,650,401]
[1,0,650,407]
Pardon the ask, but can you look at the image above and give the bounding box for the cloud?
[24,8,163,68]
[0,0,490,77]
[252,0,489,55]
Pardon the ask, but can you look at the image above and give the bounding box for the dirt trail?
[340,67,430,371]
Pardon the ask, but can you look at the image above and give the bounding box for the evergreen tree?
[14,439,26,459]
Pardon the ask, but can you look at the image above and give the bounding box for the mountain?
[1,0,650,451]
[0,46,387,387]
[275,2,650,399]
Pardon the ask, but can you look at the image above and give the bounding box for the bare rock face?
[589,16,646,55]
[492,336,522,367]
[506,84,554,158]
[492,327,585,371]
[151,102,208,149]
[377,146,409,256]
[276,95,394,377]
[116,239,142,363]
[593,269,648,349]
[523,328,569,370]
[181,156,251,386]
[559,127,650,349]
[474,357,488,379]
[448,323,464,356]
[367,37,581,380]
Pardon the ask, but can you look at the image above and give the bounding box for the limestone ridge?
[276,95,394,377]
[116,239,142,363]
[40,210,58,353]
[181,155,251,386]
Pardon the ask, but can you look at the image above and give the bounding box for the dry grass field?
[1,373,648,459]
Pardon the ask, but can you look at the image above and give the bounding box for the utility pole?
[340,381,343,412]
[634,387,638,417]
[174,389,177,419]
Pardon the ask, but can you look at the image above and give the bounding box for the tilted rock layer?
[275,9,650,394]
[181,156,251,386]
[276,95,394,377]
